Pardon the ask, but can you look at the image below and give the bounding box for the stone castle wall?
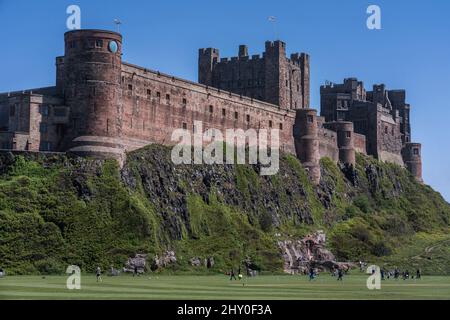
[0,29,423,183]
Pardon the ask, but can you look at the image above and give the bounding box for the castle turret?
[238,45,248,58]
[324,121,356,166]
[198,48,219,86]
[403,142,423,183]
[294,109,320,184]
[61,29,124,159]
[299,53,310,109]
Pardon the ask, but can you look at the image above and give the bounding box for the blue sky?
[0,0,449,200]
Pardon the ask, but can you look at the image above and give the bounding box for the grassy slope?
[0,275,449,300]
[0,147,449,275]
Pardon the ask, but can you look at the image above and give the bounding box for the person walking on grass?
[230,268,237,281]
[96,266,102,283]
[416,269,421,279]
[337,269,344,281]
[133,265,139,277]
[308,267,315,281]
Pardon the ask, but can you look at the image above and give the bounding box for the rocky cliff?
[0,145,449,275]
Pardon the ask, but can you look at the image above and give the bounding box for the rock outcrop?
[278,230,354,273]
[151,251,177,270]
[124,254,147,274]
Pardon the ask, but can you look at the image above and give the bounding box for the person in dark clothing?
[416,269,421,279]
[394,269,400,279]
[230,269,237,281]
[133,265,138,277]
[380,268,385,280]
[402,270,410,280]
[337,269,343,281]
[308,268,315,281]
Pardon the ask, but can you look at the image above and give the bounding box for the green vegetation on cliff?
[0,146,448,275]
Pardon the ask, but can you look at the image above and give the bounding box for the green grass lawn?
[0,274,449,300]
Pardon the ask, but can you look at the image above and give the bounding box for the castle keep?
[0,30,422,183]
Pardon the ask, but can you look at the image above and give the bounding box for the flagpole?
[268,16,278,40]
[114,19,122,33]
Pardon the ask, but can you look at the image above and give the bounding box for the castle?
[0,29,422,184]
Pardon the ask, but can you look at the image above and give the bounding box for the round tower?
[330,121,356,166]
[293,109,320,184]
[403,143,423,183]
[62,29,124,159]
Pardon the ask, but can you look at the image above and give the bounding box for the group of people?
[381,268,421,280]
[305,267,345,281]
[361,261,422,280]
[93,263,422,283]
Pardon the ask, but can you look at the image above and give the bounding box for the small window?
[346,131,351,138]
[95,39,103,48]
[246,114,250,122]
[156,92,161,102]
[147,89,151,97]
[128,84,133,90]
[166,94,170,104]
[69,41,76,49]
[234,111,238,120]
[182,98,187,106]
[182,122,187,130]
[391,128,395,136]
[269,120,273,128]
[385,126,388,134]
[406,136,410,142]
[39,123,48,133]
[222,108,226,117]
[307,115,314,123]
[279,123,283,130]
[209,105,214,113]
[413,148,419,155]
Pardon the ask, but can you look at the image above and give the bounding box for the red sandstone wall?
[354,133,367,155]
[120,63,297,154]
[318,128,339,162]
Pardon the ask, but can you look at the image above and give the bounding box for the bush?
[353,195,371,213]
[371,242,392,257]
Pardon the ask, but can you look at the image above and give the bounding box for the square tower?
[198,40,310,110]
